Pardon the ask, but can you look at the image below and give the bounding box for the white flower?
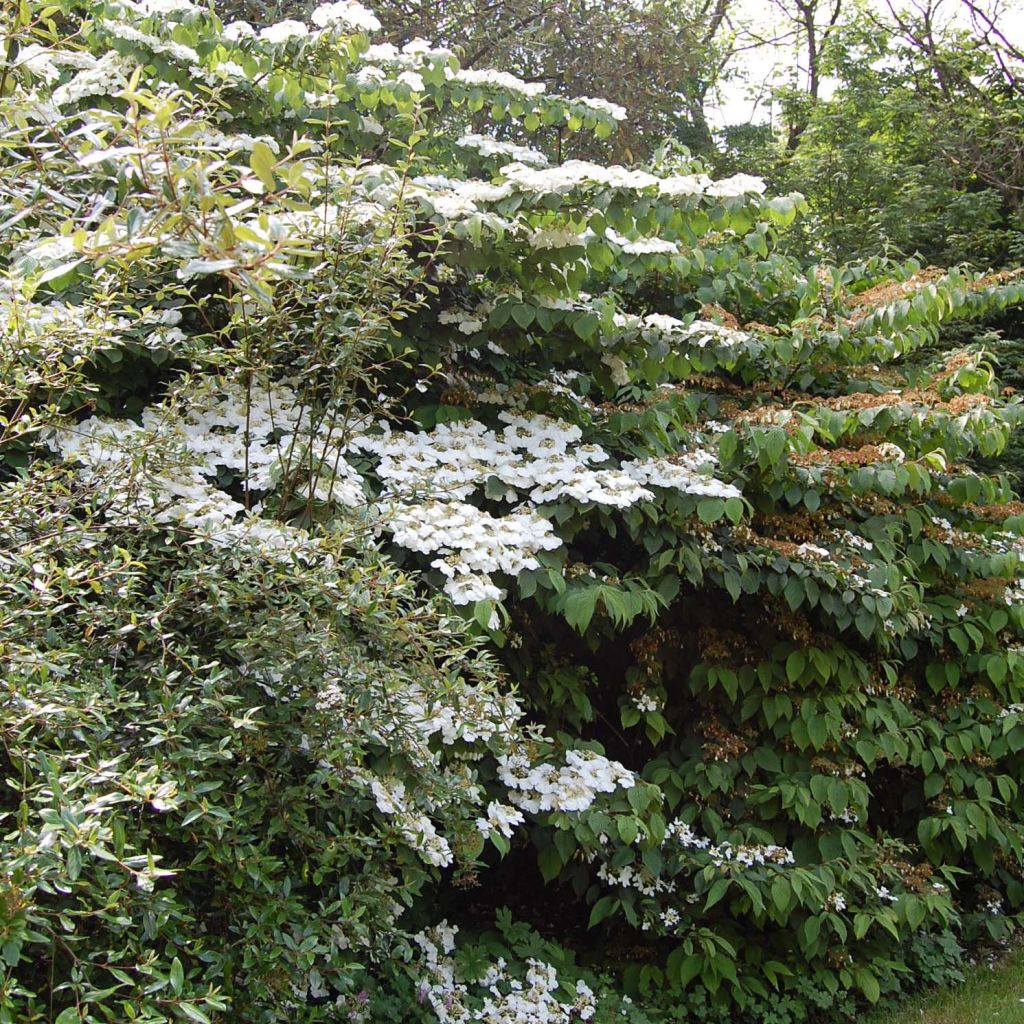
[572,95,627,120]
[825,891,847,912]
[705,173,767,197]
[311,0,381,31]
[475,801,525,838]
[632,693,661,714]
[132,0,198,14]
[454,68,546,98]
[398,70,424,92]
[223,20,255,40]
[457,133,549,167]
[259,20,309,44]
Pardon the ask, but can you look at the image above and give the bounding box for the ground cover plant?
[2,1,1024,1021]
[861,943,1024,1024]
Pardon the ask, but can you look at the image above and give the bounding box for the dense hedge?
[2,2,1024,1022]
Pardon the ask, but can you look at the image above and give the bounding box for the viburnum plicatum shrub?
[3,0,1024,1022]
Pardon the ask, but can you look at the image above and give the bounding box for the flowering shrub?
[3,0,1024,1021]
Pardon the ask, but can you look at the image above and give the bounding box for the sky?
[705,0,1024,127]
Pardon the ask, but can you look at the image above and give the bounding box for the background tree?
[719,0,1024,267]
[374,0,740,160]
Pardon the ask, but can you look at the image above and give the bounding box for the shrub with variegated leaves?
[3,0,1024,1021]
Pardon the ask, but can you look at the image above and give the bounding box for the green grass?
[863,947,1024,1024]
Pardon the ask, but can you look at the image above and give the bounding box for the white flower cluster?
[662,819,795,868]
[453,68,547,98]
[102,21,201,65]
[165,376,366,506]
[982,895,1004,916]
[475,801,525,838]
[830,807,860,824]
[1,292,131,362]
[632,693,662,714]
[11,43,94,85]
[310,0,381,32]
[409,176,515,228]
[45,373,380,565]
[315,675,519,764]
[659,907,681,928]
[222,20,255,40]
[602,353,631,386]
[364,412,733,506]
[439,309,487,334]
[621,454,741,500]
[457,133,549,168]
[407,683,518,746]
[381,499,561,605]
[706,173,767,197]
[663,819,712,850]
[521,223,682,256]
[612,311,752,355]
[357,411,740,599]
[414,924,597,1024]
[597,861,675,897]
[876,441,906,463]
[51,51,135,107]
[796,542,830,560]
[571,96,627,121]
[370,778,453,867]
[496,748,635,813]
[604,227,677,255]
[840,530,875,552]
[528,225,587,250]
[259,19,310,44]
[824,891,847,913]
[49,414,318,560]
[50,370,738,606]
[499,160,661,196]
[495,161,765,202]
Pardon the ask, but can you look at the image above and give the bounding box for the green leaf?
[704,877,730,911]
[904,897,926,929]
[170,957,184,996]
[563,589,598,634]
[473,600,495,629]
[724,497,744,524]
[617,817,638,845]
[178,1004,212,1024]
[511,304,534,329]
[588,895,619,927]
[808,716,828,749]
[572,313,600,340]
[537,845,562,883]
[718,431,738,465]
[677,953,703,988]
[786,650,806,683]
[771,875,792,916]
[853,967,880,1003]
[249,142,277,191]
[697,498,725,523]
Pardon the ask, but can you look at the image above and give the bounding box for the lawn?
[864,947,1024,1024]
